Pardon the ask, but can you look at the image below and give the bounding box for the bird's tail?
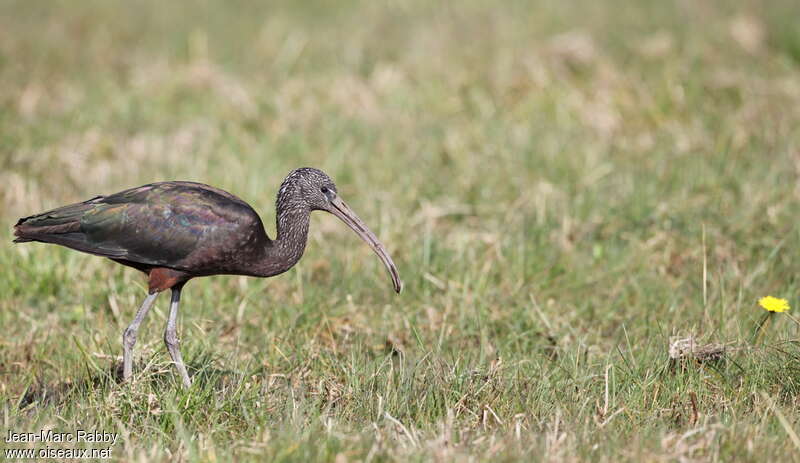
[13,197,101,245]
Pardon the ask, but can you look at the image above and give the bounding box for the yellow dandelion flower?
[759,296,791,313]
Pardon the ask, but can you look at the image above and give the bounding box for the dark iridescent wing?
[14,182,264,270]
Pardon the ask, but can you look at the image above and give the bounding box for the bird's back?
[14,182,269,275]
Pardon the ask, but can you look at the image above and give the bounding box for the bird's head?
[278,167,403,293]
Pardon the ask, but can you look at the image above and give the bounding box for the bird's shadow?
[17,353,241,410]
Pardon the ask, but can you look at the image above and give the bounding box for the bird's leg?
[122,292,158,383]
[164,287,192,388]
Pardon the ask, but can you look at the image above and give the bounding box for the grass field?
[2,0,800,461]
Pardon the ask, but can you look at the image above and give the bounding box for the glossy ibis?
[13,167,402,387]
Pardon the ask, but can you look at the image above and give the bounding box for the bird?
[13,167,402,388]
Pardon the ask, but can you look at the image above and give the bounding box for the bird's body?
[14,168,401,387]
[16,181,302,290]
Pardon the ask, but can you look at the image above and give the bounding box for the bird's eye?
[320,186,329,194]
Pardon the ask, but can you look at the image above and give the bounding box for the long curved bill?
[328,196,403,293]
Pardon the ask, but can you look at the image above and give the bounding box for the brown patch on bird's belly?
[147,267,191,293]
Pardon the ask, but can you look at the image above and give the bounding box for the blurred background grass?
[2,0,800,461]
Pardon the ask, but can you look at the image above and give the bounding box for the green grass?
[2,0,800,460]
